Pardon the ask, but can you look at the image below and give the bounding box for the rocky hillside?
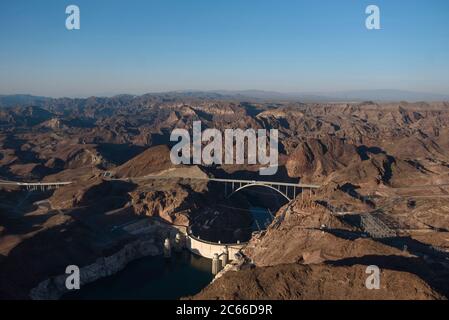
[192,263,443,300]
[2,96,449,300]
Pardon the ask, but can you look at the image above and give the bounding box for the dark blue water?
[63,251,213,300]
[250,206,273,231]
[63,207,272,300]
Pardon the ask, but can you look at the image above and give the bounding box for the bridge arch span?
[226,183,293,201]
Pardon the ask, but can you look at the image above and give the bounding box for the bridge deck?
[128,175,321,189]
[0,181,72,186]
[0,176,320,189]
[207,178,320,189]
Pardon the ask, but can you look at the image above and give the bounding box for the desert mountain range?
[1,94,449,299]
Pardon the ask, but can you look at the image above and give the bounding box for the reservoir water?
[63,251,213,300]
[63,206,272,300]
[250,206,273,232]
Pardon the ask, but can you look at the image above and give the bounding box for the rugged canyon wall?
[30,237,161,300]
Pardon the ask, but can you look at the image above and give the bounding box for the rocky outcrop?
[113,145,173,178]
[192,263,444,300]
[49,178,134,210]
[130,187,191,225]
[286,137,359,182]
[243,200,409,267]
[65,148,103,169]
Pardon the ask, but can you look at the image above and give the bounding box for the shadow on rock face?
[78,180,136,209]
[96,143,147,166]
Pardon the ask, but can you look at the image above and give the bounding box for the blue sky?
[0,0,448,97]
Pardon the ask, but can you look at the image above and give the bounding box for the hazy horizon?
[1,88,449,103]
